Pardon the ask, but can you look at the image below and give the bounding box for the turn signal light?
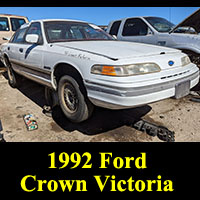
[101,66,116,76]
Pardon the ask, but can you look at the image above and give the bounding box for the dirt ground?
[1,69,200,142]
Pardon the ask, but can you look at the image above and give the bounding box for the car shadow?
[51,105,151,135]
[2,72,46,108]
[2,72,152,136]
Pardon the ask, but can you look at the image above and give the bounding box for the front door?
[20,22,51,86]
[22,22,44,71]
[119,18,158,45]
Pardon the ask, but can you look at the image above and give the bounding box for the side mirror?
[25,34,39,44]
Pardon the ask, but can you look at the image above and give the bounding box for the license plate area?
[175,80,190,99]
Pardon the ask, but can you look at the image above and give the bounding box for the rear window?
[0,17,9,31]
[109,21,121,36]
[10,18,26,31]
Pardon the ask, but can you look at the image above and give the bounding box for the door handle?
[19,48,23,53]
[7,47,10,51]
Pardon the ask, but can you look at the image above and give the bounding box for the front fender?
[51,61,85,90]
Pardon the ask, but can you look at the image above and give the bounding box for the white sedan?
[0,19,199,122]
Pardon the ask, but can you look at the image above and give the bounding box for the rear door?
[6,26,28,69]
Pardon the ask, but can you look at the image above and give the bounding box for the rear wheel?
[7,63,21,88]
[58,75,94,123]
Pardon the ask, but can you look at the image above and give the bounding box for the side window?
[25,22,43,44]
[109,21,121,36]
[0,17,9,31]
[10,27,28,43]
[122,18,148,36]
[10,18,26,31]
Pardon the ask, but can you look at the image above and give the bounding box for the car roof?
[20,19,92,30]
[0,14,28,18]
[31,19,88,23]
[110,16,164,22]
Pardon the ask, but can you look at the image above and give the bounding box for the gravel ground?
[0,71,200,142]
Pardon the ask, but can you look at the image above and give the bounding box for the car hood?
[55,41,179,60]
[170,8,200,33]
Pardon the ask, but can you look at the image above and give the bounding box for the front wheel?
[58,75,94,123]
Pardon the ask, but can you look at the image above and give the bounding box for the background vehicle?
[0,14,29,44]
[98,25,108,31]
[1,19,199,123]
[0,14,29,67]
[107,9,200,66]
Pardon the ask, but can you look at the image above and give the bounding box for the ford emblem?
[168,61,174,66]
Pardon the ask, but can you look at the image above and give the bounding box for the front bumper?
[85,67,200,110]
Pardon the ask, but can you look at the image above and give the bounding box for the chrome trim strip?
[10,59,53,88]
[21,71,52,88]
[10,59,51,75]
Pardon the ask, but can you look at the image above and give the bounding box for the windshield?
[145,17,175,33]
[44,21,114,43]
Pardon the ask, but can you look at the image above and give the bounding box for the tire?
[4,57,21,88]
[58,75,94,123]
[7,64,21,88]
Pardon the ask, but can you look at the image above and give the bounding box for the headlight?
[181,56,191,66]
[91,63,161,76]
